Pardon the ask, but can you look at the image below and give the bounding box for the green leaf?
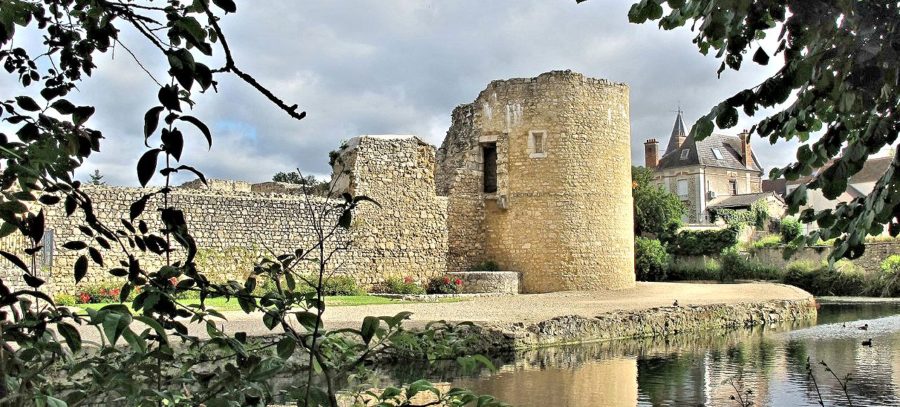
[296,311,321,331]
[72,106,95,126]
[15,96,40,111]
[63,241,88,250]
[158,85,181,112]
[23,273,44,288]
[134,315,168,344]
[161,128,184,161]
[137,149,161,187]
[752,47,769,65]
[715,106,738,129]
[74,255,88,284]
[50,99,75,115]
[276,337,296,359]
[177,115,213,148]
[361,316,379,345]
[0,250,29,272]
[212,0,237,13]
[143,106,165,141]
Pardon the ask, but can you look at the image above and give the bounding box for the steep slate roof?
[657,132,764,173]
[664,110,687,154]
[707,191,783,209]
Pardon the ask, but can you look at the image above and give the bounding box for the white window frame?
[680,149,690,160]
[711,147,724,160]
[528,130,547,158]
[676,179,689,197]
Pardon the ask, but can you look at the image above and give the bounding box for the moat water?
[378,301,900,406]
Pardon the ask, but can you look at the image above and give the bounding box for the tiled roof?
[762,179,787,195]
[708,192,783,209]
[657,132,763,173]
[786,155,894,186]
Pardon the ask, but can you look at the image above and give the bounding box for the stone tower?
[436,71,635,293]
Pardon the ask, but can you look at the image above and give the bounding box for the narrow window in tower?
[528,130,547,158]
[483,143,498,194]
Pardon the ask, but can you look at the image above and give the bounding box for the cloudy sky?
[7,0,806,186]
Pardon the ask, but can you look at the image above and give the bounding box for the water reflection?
[430,303,900,406]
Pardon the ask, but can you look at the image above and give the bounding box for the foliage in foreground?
[0,1,504,405]
[605,0,900,261]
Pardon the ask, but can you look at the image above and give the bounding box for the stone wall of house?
[0,137,449,295]
[436,70,635,293]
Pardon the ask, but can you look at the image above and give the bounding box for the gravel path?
[73,282,812,343]
[213,281,811,334]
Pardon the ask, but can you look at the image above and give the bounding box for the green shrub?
[667,258,721,281]
[782,260,820,291]
[426,276,463,294]
[780,217,803,243]
[719,248,780,282]
[469,261,500,271]
[54,293,77,307]
[376,276,425,295]
[254,274,364,296]
[666,227,739,256]
[635,237,669,281]
[748,235,782,252]
[783,260,868,296]
[875,255,900,297]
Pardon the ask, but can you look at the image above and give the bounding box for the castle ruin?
[0,71,635,294]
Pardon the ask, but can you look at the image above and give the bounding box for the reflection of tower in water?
[455,357,639,407]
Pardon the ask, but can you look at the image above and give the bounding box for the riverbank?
[243,282,815,349]
[70,282,817,350]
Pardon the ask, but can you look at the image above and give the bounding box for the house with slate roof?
[644,110,783,224]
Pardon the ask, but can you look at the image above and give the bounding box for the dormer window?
[711,148,724,160]
[680,149,689,160]
[528,130,547,158]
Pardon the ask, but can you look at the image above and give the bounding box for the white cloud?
[4,0,807,186]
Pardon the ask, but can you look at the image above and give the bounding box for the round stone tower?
[436,70,635,293]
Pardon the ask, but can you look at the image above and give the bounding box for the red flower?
[454,278,463,286]
[443,276,451,284]
[78,292,90,304]
[403,276,414,284]
[111,288,121,298]
[99,288,108,296]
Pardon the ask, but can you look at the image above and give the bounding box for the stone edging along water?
[460,298,817,353]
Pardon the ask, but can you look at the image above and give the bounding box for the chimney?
[739,130,752,168]
[644,139,659,169]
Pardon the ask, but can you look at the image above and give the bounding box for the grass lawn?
[77,295,465,312]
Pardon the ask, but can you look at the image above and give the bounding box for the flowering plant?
[427,275,462,294]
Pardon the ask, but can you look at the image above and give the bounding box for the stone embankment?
[472,298,816,352]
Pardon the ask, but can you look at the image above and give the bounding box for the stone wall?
[332,135,449,282]
[0,137,449,295]
[469,298,816,352]
[671,241,900,274]
[748,241,900,273]
[436,70,636,293]
[447,271,520,294]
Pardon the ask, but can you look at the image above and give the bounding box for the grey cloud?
[4,1,807,186]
